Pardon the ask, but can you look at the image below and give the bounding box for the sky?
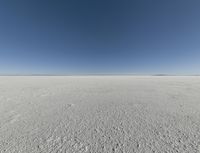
[0,0,200,75]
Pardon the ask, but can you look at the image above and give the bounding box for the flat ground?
[0,76,200,153]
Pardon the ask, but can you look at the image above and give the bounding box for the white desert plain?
[0,76,200,153]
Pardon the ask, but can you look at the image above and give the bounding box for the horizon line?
[0,73,200,76]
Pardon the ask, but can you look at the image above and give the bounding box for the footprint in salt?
[5,111,21,124]
[62,103,75,112]
[40,91,50,97]
[66,103,75,108]
[9,114,21,123]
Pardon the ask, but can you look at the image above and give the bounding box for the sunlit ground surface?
[1,76,200,153]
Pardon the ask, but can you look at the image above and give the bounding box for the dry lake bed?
[1,76,200,153]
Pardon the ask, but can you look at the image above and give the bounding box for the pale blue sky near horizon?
[0,0,200,75]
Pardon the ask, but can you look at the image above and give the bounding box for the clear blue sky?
[0,0,200,75]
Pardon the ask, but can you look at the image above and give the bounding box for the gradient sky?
[0,0,200,74]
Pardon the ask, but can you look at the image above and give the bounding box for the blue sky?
[0,0,200,74]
